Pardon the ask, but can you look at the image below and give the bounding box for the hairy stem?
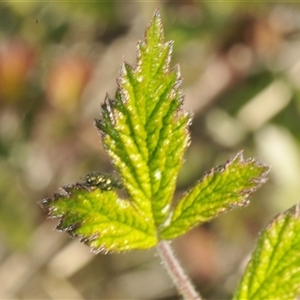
[157,240,202,300]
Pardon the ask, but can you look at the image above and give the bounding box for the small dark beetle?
[85,172,123,191]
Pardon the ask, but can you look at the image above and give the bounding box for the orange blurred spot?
[47,55,92,114]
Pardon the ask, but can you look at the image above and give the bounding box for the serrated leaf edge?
[160,151,270,239]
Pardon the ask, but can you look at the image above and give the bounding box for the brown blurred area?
[1,2,300,299]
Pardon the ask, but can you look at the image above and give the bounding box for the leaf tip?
[94,118,102,130]
[38,197,51,213]
[38,191,63,215]
[154,7,161,18]
[151,8,162,25]
[56,219,82,232]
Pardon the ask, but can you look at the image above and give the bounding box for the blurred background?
[1,1,300,299]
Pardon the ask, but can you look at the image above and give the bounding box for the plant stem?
[157,240,202,300]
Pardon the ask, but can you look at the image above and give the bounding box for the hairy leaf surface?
[40,184,157,253]
[233,203,300,300]
[96,11,190,225]
[40,10,269,253]
[160,152,269,239]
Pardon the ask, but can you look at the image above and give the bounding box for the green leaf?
[160,152,269,240]
[96,10,190,225]
[233,203,300,300]
[39,10,269,254]
[40,184,157,253]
